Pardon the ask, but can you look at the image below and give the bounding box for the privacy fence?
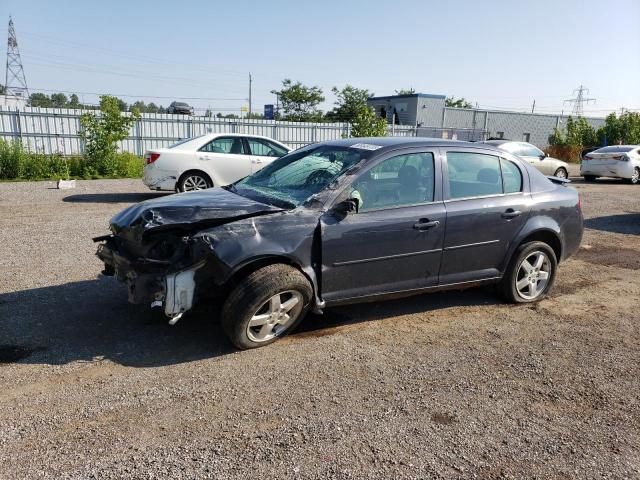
[0,107,487,156]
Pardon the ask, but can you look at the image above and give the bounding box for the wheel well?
[178,170,213,188]
[226,256,312,292]
[519,230,562,262]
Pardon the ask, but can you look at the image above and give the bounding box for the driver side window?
[351,152,435,211]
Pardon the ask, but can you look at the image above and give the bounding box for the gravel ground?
[0,172,639,479]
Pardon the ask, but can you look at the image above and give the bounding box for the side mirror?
[334,198,359,214]
[539,153,547,160]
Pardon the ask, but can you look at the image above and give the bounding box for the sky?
[1,0,638,117]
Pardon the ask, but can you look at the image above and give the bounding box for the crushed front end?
[96,231,207,323]
[94,188,284,323]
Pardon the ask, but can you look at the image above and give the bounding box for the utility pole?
[248,73,252,116]
[531,99,536,114]
[564,85,595,117]
[5,16,29,99]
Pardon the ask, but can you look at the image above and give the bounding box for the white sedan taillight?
[144,152,161,165]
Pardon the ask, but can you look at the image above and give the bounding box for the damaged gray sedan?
[96,138,583,349]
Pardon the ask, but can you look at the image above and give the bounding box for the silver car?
[483,140,569,179]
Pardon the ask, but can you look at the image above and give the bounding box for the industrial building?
[367,93,606,147]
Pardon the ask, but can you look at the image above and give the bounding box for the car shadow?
[0,277,501,368]
[63,192,171,203]
[584,212,640,235]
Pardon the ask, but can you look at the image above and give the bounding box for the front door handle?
[502,209,522,219]
[413,219,440,230]
[251,158,263,165]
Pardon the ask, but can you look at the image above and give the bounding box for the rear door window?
[200,137,246,155]
[446,152,503,199]
[247,138,288,157]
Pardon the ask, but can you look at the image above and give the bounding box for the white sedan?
[142,133,291,192]
[581,145,640,184]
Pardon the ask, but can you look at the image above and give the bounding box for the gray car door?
[439,149,530,285]
[321,149,446,302]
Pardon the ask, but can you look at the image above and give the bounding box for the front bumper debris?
[95,236,204,324]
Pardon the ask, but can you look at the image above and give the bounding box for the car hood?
[110,188,283,239]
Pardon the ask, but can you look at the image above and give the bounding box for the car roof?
[316,137,505,155]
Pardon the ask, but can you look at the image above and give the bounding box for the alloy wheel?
[182,175,209,191]
[554,168,567,179]
[515,251,551,300]
[247,290,304,342]
[631,168,639,184]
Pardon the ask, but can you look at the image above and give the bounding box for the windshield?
[233,145,371,207]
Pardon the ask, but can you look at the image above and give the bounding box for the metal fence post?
[138,118,144,155]
[15,108,22,145]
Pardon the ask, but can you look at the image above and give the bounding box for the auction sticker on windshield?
[349,143,382,151]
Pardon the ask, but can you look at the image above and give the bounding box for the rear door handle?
[502,209,522,219]
[413,219,440,230]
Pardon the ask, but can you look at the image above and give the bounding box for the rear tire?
[628,167,640,185]
[499,241,557,303]
[554,167,568,179]
[221,264,313,350]
[583,175,597,182]
[178,171,212,192]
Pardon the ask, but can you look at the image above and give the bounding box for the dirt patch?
[575,244,640,270]
[431,412,457,425]
[552,277,601,295]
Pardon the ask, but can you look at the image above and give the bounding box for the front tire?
[554,167,568,179]
[178,171,212,192]
[499,241,557,303]
[221,264,313,349]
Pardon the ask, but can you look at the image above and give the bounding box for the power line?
[28,87,245,101]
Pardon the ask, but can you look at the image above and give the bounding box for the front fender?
[191,209,322,305]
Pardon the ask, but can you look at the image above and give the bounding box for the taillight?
[583,155,592,161]
[144,152,160,165]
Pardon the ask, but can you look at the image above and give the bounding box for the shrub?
[0,139,26,179]
[80,95,140,176]
[545,145,584,163]
[115,152,144,178]
[0,138,143,180]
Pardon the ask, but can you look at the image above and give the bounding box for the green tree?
[115,97,128,112]
[80,95,140,176]
[29,93,53,108]
[549,116,597,147]
[394,87,416,95]
[325,85,373,123]
[445,96,473,108]
[598,111,640,145]
[349,106,387,138]
[271,79,325,122]
[130,100,147,113]
[50,93,68,108]
[68,94,80,108]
